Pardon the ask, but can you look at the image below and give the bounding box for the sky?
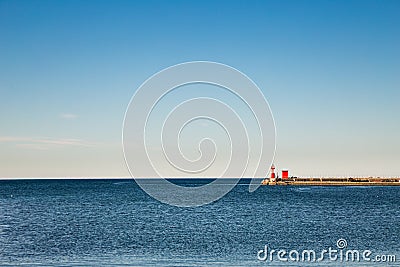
[0,0,399,178]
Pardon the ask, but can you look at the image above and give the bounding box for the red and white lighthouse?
[270,164,276,179]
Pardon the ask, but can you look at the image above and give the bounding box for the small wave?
[112,181,133,185]
[290,187,312,192]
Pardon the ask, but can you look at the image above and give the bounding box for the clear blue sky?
[1,0,399,178]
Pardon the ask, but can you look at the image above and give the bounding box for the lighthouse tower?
[270,164,276,181]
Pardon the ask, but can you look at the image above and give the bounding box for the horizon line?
[1,176,400,181]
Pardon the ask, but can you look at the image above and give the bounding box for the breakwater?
[262,177,400,186]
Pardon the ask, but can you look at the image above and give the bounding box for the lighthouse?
[270,164,276,180]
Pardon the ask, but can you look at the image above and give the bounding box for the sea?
[0,179,399,266]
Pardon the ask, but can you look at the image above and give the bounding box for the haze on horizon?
[1,0,399,178]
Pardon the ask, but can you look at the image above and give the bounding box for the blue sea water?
[0,179,399,266]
